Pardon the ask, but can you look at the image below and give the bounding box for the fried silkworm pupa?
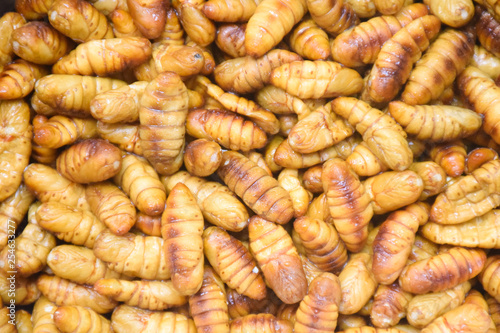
[230,314,293,333]
[96,121,142,156]
[227,288,279,319]
[471,45,500,81]
[32,296,59,333]
[15,0,54,20]
[408,161,447,200]
[33,115,97,149]
[202,0,261,22]
[183,139,222,178]
[54,305,113,333]
[399,247,486,294]
[249,216,307,304]
[466,147,499,174]
[288,17,330,60]
[373,0,405,15]
[0,59,48,99]
[110,9,144,38]
[420,303,493,333]
[277,168,312,217]
[429,140,467,177]
[306,0,358,36]
[215,23,246,58]
[127,0,167,39]
[480,255,500,302]
[423,0,474,27]
[0,12,25,66]
[0,184,34,251]
[15,309,33,332]
[370,283,413,328]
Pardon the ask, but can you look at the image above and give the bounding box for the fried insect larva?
[408,235,439,264]
[113,152,166,216]
[278,114,298,137]
[422,210,500,248]
[53,37,151,76]
[15,0,54,20]
[245,0,307,57]
[139,71,188,176]
[154,8,184,44]
[372,202,429,285]
[94,279,186,310]
[126,0,167,39]
[423,0,474,27]
[149,42,205,78]
[228,288,279,319]
[277,303,299,326]
[135,212,161,236]
[481,255,500,302]
[33,74,127,118]
[172,0,215,47]
[332,97,412,171]
[48,0,114,42]
[47,245,124,285]
[430,140,467,178]
[189,266,230,333]
[370,283,413,328]
[471,45,500,81]
[203,226,267,300]
[33,115,97,149]
[23,163,88,210]
[487,295,500,328]
[32,296,59,333]
[230,313,293,333]
[37,274,118,314]
[0,221,56,277]
[270,60,363,99]
[56,139,122,184]
[111,305,196,332]
[54,305,112,333]
[331,3,428,67]
[420,303,493,333]
[364,170,424,215]
[109,9,143,38]
[86,181,136,236]
[215,23,246,58]
[408,161,447,200]
[374,0,405,14]
[288,17,330,60]
[93,229,170,280]
[430,159,500,224]
[399,247,486,294]
[186,109,267,152]
[255,85,315,120]
[0,12,25,67]
[218,151,294,224]
[0,184,34,251]
[265,135,285,173]
[15,309,33,333]
[466,147,499,174]
[162,171,249,232]
[294,273,341,332]
[183,139,222,178]
[0,100,31,202]
[389,102,482,142]
[306,0,358,36]
[346,142,388,177]
[249,216,307,304]
[302,165,323,194]
[401,29,474,105]
[345,0,375,18]
[162,183,204,295]
[287,102,354,154]
[36,202,106,249]
[322,158,372,252]
[0,59,48,100]
[277,169,312,217]
[294,216,348,273]
[477,6,500,59]
[339,253,377,315]
[337,314,368,331]
[31,141,59,166]
[361,15,441,106]
[96,121,142,155]
[202,0,261,22]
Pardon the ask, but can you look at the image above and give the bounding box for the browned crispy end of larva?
[424,0,474,27]
[33,115,98,149]
[0,12,26,67]
[187,109,268,152]
[48,0,114,43]
[15,0,54,20]
[93,229,170,280]
[56,139,122,184]
[480,255,500,303]
[346,142,388,177]
[217,151,294,224]
[230,314,293,333]
[408,161,447,200]
[215,23,246,58]
[127,0,167,39]
[294,273,341,332]
[361,15,441,106]
[430,140,467,177]
[36,274,118,314]
[372,202,430,285]
[214,49,303,95]
[0,59,48,99]
[135,212,162,236]
[302,165,323,193]
[477,6,500,58]
[54,305,112,333]
[306,0,359,36]
[420,303,492,333]
[189,266,230,333]
[331,3,429,67]
[53,37,152,76]
[322,158,372,252]
[289,17,330,60]
[389,102,482,142]
[370,283,413,328]
[113,152,166,216]
[364,170,424,215]
[338,253,377,315]
[249,216,307,304]
[183,139,222,178]
[86,181,136,236]
[466,147,499,174]
[293,216,348,274]
[399,247,486,294]
[203,226,267,300]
